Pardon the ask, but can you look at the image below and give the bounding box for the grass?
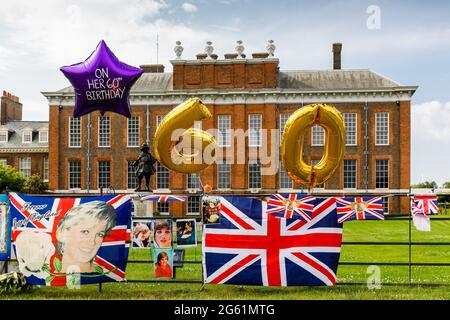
[2,217,450,300]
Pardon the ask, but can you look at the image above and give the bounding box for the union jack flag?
[335,197,384,223]
[140,194,187,202]
[9,193,131,286]
[267,194,316,220]
[411,196,438,216]
[203,196,342,286]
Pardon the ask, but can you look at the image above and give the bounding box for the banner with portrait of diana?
[9,193,132,287]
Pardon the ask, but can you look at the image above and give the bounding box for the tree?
[443,182,450,189]
[0,165,26,192]
[411,181,438,189]
[23,174,48,194]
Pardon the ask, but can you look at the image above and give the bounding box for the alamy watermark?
[366,5,381,30]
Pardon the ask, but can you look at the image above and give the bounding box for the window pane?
[187,173,201,189]
[39,131,48,143]
[279,161,293,189]
[20,157,31,178]
[311,159,324,188]
[127,116,140,147]
[248,114,262,147]
[375,160,389,189]
[156,162,169,189]
[23,131,32,143]
[376,113,389,145]
[0,131,7,142]
[127,160,137,190]
[156,115,165,128]
[98,116,110,147]
[217,160,231,189]
[69,117,81,147]
[43,157,49,181]
[248,161,261,189]
[343,159,357,189]
[98,161,111,188]
[311,125,325,146]
[187,196,201,215]
[344,113,357,146]
[218,115,231,147]
[382,197,389,214]
[280,113,290,142]
[157,202,169,215]
[68,160,81,189]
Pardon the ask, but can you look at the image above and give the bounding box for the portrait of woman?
[176,219,197,248]
[203,196,221,224]
[154,249,173,278]
[132,221,151,248]
[56,201,116,273]
[152,219,172,248]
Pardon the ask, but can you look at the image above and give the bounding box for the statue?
[133,143,157,192]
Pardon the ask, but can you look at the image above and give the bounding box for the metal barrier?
[4,193,450,290]
[124,213,450,288]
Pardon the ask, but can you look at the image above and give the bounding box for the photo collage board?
[131,216,198,279]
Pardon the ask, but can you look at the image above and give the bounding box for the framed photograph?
[153,248,173,278]
[152,219,173,249]
[202,196,221,224]
[176,219,197,248]
[173,249,185,268]
[131,220,152,248]
[0,195,11,261]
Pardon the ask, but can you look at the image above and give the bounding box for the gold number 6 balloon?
[153,98,217,174]
[281,104,346,189]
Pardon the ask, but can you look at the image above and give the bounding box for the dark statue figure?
[133,143,157,192]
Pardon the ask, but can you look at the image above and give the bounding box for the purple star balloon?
[60,40,144,118]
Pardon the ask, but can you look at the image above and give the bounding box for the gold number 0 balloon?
[281,104,346,189]
[153,98,217,174]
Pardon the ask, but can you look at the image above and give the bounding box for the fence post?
[408,191,412,285]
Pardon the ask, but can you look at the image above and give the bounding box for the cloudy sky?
[0,0,449,185]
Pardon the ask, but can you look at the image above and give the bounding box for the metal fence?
[3,194,450,291]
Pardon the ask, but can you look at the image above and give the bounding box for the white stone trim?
[0,148,48,153]
[44,88,417,106]
[170,58,280,65]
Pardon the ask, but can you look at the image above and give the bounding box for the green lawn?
[2,217,450,300]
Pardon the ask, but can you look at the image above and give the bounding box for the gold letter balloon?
[153,98,217,174]
[281,104,346,189]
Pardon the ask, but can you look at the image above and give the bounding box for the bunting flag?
[9,193,131,286]
[411,196,438,216]
[266,194,316,220]
[203,196,342,286]
[140,195,187,202]
[335,196,384,223]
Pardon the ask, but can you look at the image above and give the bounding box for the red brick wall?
[0,152,48,178]
[1,95,22,124]
[172,60,278,90]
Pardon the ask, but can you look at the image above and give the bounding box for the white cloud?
[412,101,450,140]
[182,3,198,13]
[411,101,450,185]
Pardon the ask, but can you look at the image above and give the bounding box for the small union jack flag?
[140,195,187,202]
[335,196,384,223]
[411,196,438,216]
[266,194,316,220]
[9,193,131,286]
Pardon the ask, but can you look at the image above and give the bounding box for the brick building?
[0,91,49,181]
[42,42,417,216]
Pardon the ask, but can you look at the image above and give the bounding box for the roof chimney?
[139,64,165,73]
[332,43,342,70]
